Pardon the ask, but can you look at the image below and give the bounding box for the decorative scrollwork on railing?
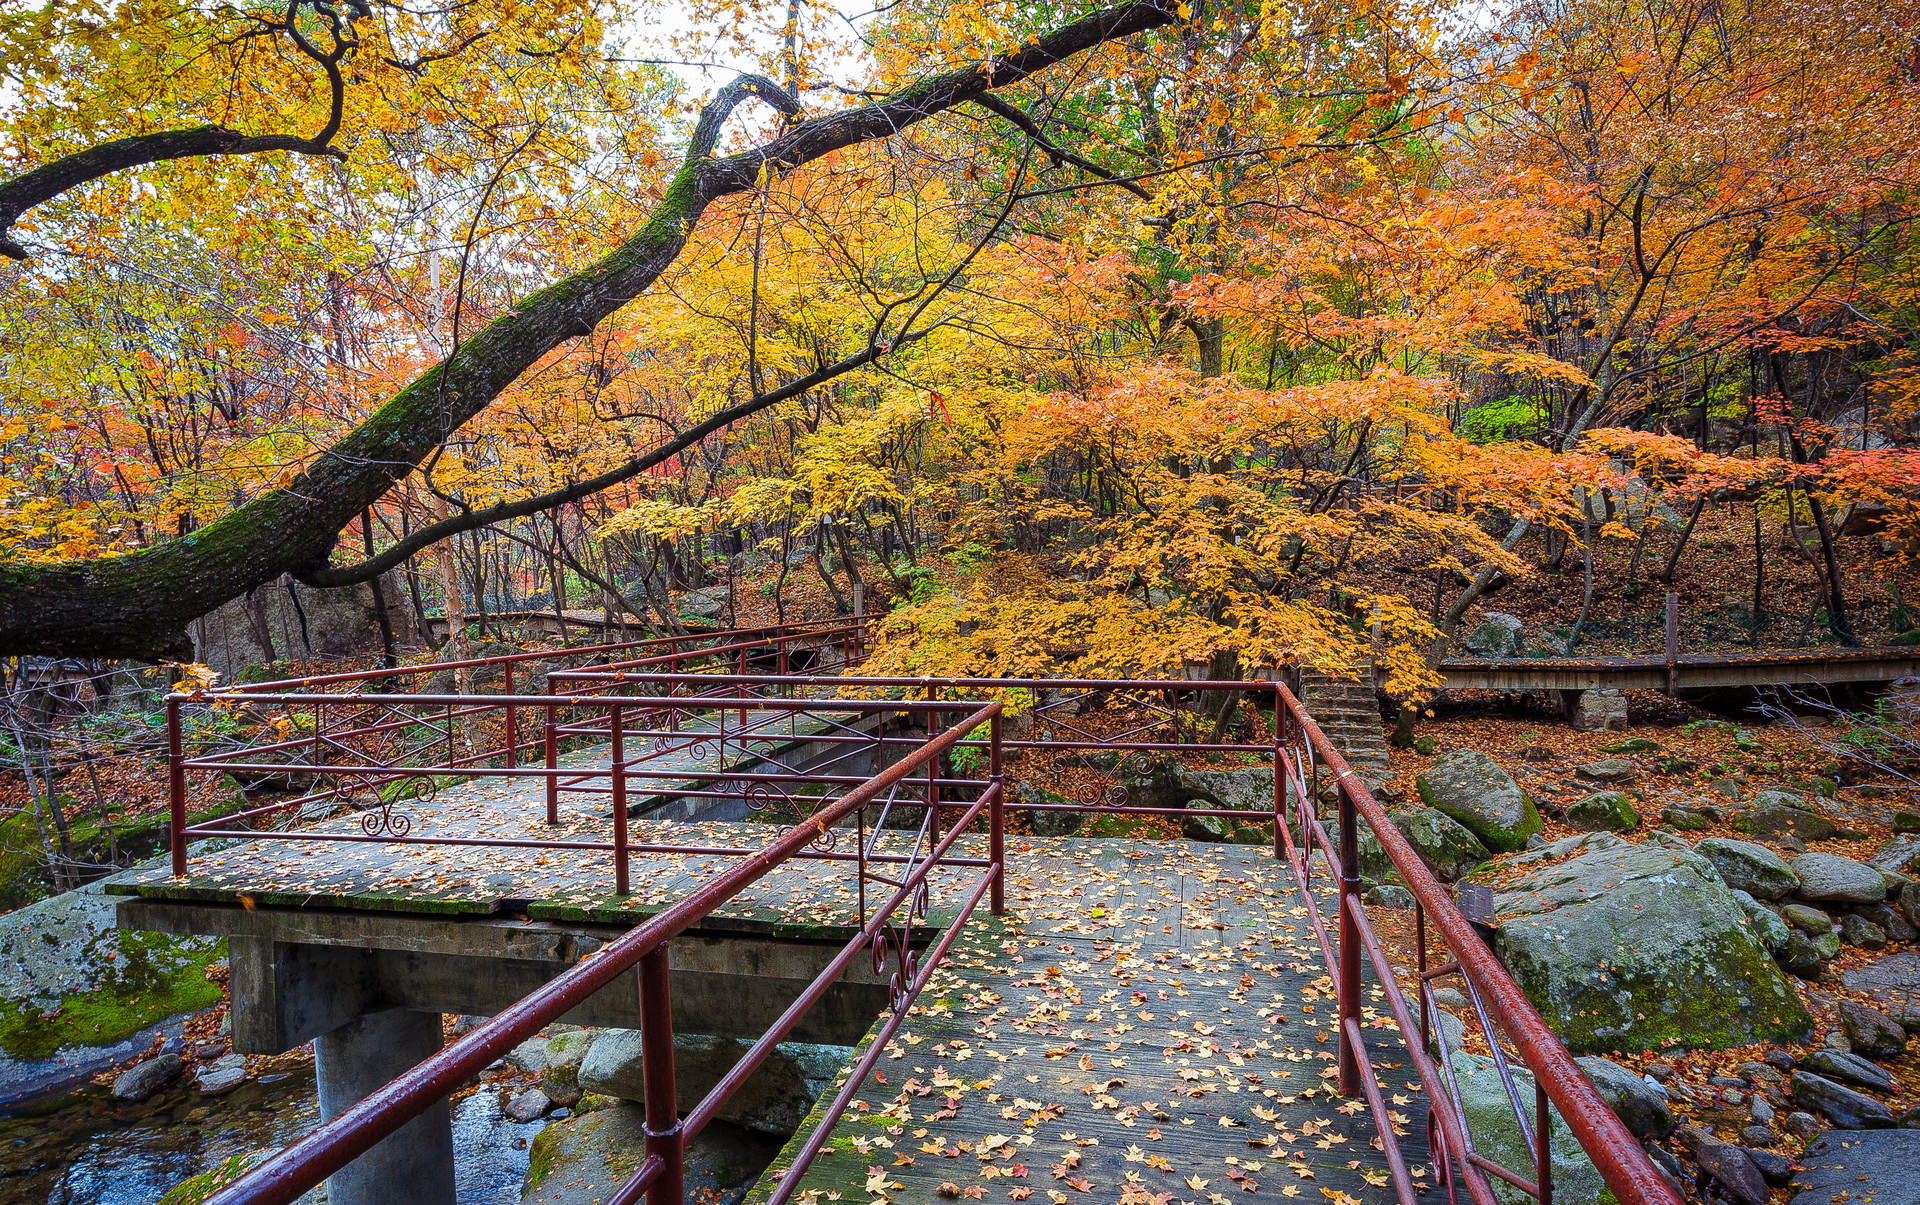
[869,878,932,1012]
[337,772,437,839]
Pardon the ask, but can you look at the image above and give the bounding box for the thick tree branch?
[0,127,346,260]
[0,0,1179,659]
[971,94,1154,201]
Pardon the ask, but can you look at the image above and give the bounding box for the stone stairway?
[1298,668,1391,774]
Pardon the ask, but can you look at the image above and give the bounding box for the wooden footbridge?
[116,622,1681,1205]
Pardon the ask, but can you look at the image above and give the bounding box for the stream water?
[0,1064,547,1204]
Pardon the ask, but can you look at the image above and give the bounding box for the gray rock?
[1782,903,1834,935]
[1793,853,1888,904]
[194,1063,247,1094]
[1447,1052,1602,1205]
[1790,1130,1920,1205]
[502,1087,552,1123]
[505,1037,550,1075]
[1564,791,1640,833]
[1322,820,1393,881]
[1570,689,1629,732]
[1801,1049,1896,1094]
[1492,844,1811,1053]
[1783,1111,1824,1138]
[1744,1147,1793,1186]
[1857,903,1917,943]
[1389,808,1490,880]
[541,1029,598,1106]
[1576,1056,1674,1139]
[1779,933,1825,978]
[111,1053,183,1102]
[578,1031,845,1135]
[1181,807,1233,843]
[1364,883,1417,909]
[1575,758,1638,784]
[1503,831,1628,867]
[1697,838,1801,900]
[1842,914,1889,949]
[1790,1071,1896,1128]
[1906,882,1920,928]
[1018,783,1085,837]
[521,1105,781,1205]
[1173,766,1277,812]
[1814,930,1844,960]
[1416,750,1542,852]
[1731,891,1794,954]
[1695,1142,1769,1205]
[1838,1000,1909,1060]
[1661,806,1711,831]
[1752,789,1811,810]
[1737,803,1838,843]
[1463,612,1524,658]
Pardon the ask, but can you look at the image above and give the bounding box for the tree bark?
[0,0,1178,660]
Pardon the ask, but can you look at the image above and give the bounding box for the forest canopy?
[3,0,1920,697]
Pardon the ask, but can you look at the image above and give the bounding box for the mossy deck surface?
[750,843,1434,1205]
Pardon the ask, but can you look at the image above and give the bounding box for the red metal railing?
[195,698,1005,1205]
[163,654,1682,1205]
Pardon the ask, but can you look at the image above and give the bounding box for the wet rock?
[506,1037,550,1075]
[1782,903,1834,935]
[1388,807,1490,880]
[1793,853,1889,904]
[577,1031,845,1135]
[1838,1000,1909,1060]
[1462,612,1524,658]
[1783,1111,1823,1138]
[1742,1147,1793,1186]
[1697,838,1801,900]
[1564,791,1639,833]
[1736,802,1838,843]
[1801,1049,1896,1094]
[1790,1130,1920,1205]
[1574,758,1637,784]
[1790,1071,1896,1128]
[1694,1141,1768,1205]
[194,1059,246,1095]
[1492,844,1811,1053]
[1576,1056,1673,1139]
[1731,891,1794,954]
[111,1053,183,1102]
[1416,750,1542,852]
[521,1105,781,1205]
[1778,933,1826,978]
[1856,903,1917,943]
[1448,1051,1601,1205]
[503,1088,552,1123]
[1019,783,1085,837]
[1181,807,1232,843]
[1842,914,1889,949]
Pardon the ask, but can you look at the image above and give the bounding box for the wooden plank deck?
[752,842,1434,1205]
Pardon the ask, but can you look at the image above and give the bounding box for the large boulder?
[1492,844,1812,1053]
[1416,750,1542,852]
[1789,1072,1895,1129]
[1789,1131,1920,1205]
[1462,612,1524,658]
[576,1031,845,1135]
[1697,839,1800,900]
[1791,853,1887,904]
[1389,808,1490,881]
[1173,766,1278,813]
[1448,1052,1604,1205]
[1321,820,1394,881]
[522,1105,782,1205]
[0,862,226,1105]
[1735,802,1838,843]
[1017,783,1085,838]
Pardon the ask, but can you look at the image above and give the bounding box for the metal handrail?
[197,701,1005,1205]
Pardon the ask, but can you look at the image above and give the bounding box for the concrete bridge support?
[315,1008,456,1205]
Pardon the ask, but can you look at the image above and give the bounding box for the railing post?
[504,660,517,769]
[168,697,187,877]
[612,702,629,895]
[1336,771,1362,1098]
[1536,1080,1554,1205]
[545,700,560,825]
[925,681,941,843]
[1272,686,1285,862]
[1665,590,1679,696]
[638,946,682,1205]
[990,709,1005,916]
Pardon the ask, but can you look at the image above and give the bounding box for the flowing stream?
[0,1064,546,1204]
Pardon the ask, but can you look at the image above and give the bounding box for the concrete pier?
[315,1008,455,1205]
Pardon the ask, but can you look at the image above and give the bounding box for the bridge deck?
[1439,645,1920,691]
[751,842,1430,1205]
